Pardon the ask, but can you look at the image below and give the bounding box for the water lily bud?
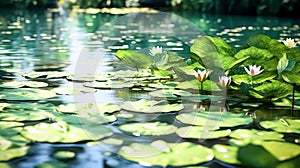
[194,69,209,83]
[219,76,231,88]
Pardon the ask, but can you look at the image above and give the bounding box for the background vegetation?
[0,0,299,17]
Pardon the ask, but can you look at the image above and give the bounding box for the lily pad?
[22,71,71,79]
[0,88,56,101]
[119,122,177,136]
[21,122,113,143]
[0,121,24,129]
[54,113,117,125]
[176,111,252,127]
[0,146,30,161]
[0,110,52,121]
[260,118,300,134]
[261,141,300,161]
[51,86,95,95]
[83,81,134,89]
[229,129,284,142]
[0,81,48,88]
[176,126,231,139]
[120,99,184,113]
[212,144,241,165]
[119,140,214,167]
[148,82,178,89]
[35,161,68,168]
[1,102,55,111]
[175,80,221,91]
[56,103,120,114]
[53,151,76,160]
[149,89,192,99]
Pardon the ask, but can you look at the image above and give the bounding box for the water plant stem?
[201,82,203,91]
[292,84,295,116]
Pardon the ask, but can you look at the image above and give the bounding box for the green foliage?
[115,50,154,71]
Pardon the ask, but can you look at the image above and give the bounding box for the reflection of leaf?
[115,50,153,70]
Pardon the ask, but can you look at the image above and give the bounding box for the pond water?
[1,8,300,168]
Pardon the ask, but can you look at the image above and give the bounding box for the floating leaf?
[119,122,177,136]
[119,140,214,167]
[22,71,71,79]
[148,82,178,89]
[261,141,300,161]
[176,112,252,127]
[0,121,24,129]
[2,102,55,111]
[249,80,293,99]
[176,126,231,139]
[149,89,192,99]
[83,81,134,89]
[0,81,48,88]
[229,129,284,146]
[212,144,241,165]
[115,50,153,70]
[260,118,300,134]
[56,103,120,114]
[21,122,113,143]
[175,80,221,91]
[0,146,30,161]
[282,72,300,85]
[238,144,278,167]
[120,99,184,113]
[35,161,68,168]
[53,151,76,160]
[51,86,95,95]
[0,88,56,101]
[0,110,51,121]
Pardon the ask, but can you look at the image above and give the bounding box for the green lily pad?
[0,163,12,168]
[260,118,300,134]
[261,141,300,161]
[175,80,221,91]
[83,81,134,89]
[176,126,231,139]
[1,102,55,111]
[119,140,214,167]
[53,151,76,160]
[120,99,184,113]
[101,138,123,145]
[35,161,68,168]
[51,86,95,95]
[232,71,277,85]
[0,81,48,88]
[148,82,178,89]
[22,71,71,79]
[0,88,56,101]
[230,129,284,142]
[249,80,293,99]
[212,144,241,165]
[0,146,30,161]
[115,50,154,70]
[119,122,177,136]
[0,110,52,121]
[176,112,252,127]
[0,103,10,111]
[54,113,117,125]
[149,89,192,99]
[21,122,113,143]
[56,103,120,114]
[0,121,24,129]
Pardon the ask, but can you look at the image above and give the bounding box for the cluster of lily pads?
[0,34,300,167]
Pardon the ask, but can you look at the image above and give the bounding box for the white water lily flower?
[149,46,163,56]
[244,65,264,76]
[219,76,231,88]
[283,38,297,48]
[194,69,209,83]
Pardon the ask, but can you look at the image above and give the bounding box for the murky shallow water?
[1,8,300,168]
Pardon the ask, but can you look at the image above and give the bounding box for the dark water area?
[0,8,300,168]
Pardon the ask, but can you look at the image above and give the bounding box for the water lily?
[283,38,297,48]
[194,69,209,83]
[244,65,264,76]
[149,46,163,56]
[219,76,231,88]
